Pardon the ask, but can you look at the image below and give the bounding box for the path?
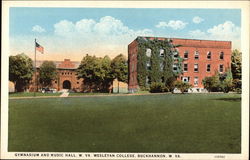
[59,89,69,97]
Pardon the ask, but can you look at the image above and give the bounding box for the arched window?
[207,51,211,60]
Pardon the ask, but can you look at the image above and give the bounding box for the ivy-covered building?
[128,36,231,92]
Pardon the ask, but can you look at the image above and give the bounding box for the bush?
[220,78,233,93]
[202,76,220,92]
[165,77,176,93]
[232,79,241,93]
[174,80,192,94]
[149,82,165,93]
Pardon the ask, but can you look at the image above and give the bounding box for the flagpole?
[34,38,37,97]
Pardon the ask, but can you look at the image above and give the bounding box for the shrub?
[219,70,233,93]
[220,78,233,93]
[149,82,165,93]
[232,79,241,93]
[174,80,192,94]
[202,75,220,92]
[165,77,176,93]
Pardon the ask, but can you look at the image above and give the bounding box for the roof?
[135,36,231,49]
[34,59,80,69]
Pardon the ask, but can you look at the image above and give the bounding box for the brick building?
[29,59,84,92]
[128,36,232,92]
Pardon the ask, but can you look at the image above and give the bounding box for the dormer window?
[207,51,211,60]
[194,51,199,59]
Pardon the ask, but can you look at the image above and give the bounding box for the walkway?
[59,89,69,97]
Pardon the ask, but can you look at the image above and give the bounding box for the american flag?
[36,42,44,54]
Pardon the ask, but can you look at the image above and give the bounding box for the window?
[159,49,164,57]
[146,48,152,57]
[146,61,151,70]
[183,63,188,72]
[146,76,151,85]
[184,51,189,59]
[219,52,224,60]
[160,62,164,71]
[207,64,211,72]
[194,64,199,72]
[182,77,190,82]
[173,51,178,59]
[207,51,211,60]
[173,63,178,71]
[219,64,224,72]
[194,51,199,59]
[194,77,198,86]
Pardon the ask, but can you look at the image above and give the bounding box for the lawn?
[9,92,62,97]
[69,92,112,96]
[8,93,241,153]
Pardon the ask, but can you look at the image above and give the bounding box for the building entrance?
[63,80,71,89]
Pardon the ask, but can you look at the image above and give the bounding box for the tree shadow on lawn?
[212,97,241,102]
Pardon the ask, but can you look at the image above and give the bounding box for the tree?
[111,54,128,93]
[77,54,113,92]
[202,75,220,92]
[98,55,113,92]
[231,49,242,80]
[174,80,192,94]
[9,53,34,92]
[39,61,57,88]
[219,69,233,93]
[231,49,242,92]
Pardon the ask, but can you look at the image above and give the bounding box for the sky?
[9,8,241,61]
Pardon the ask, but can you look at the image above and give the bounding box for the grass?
[9,92,62,97]
[69,92,112,96]
[8,93,241,153]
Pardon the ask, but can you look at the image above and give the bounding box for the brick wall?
[29,59,84,92]
[128,37,232,90]
[128,40,139,92]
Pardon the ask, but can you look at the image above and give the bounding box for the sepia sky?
[9,8,241,61]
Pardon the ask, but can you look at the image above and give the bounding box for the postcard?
[1,1,249,160]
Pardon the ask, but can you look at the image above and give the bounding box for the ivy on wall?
[136,37,183,90]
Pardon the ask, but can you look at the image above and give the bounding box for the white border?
[1,1,249,160]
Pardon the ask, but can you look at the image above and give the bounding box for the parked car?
[41,88,57,93]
